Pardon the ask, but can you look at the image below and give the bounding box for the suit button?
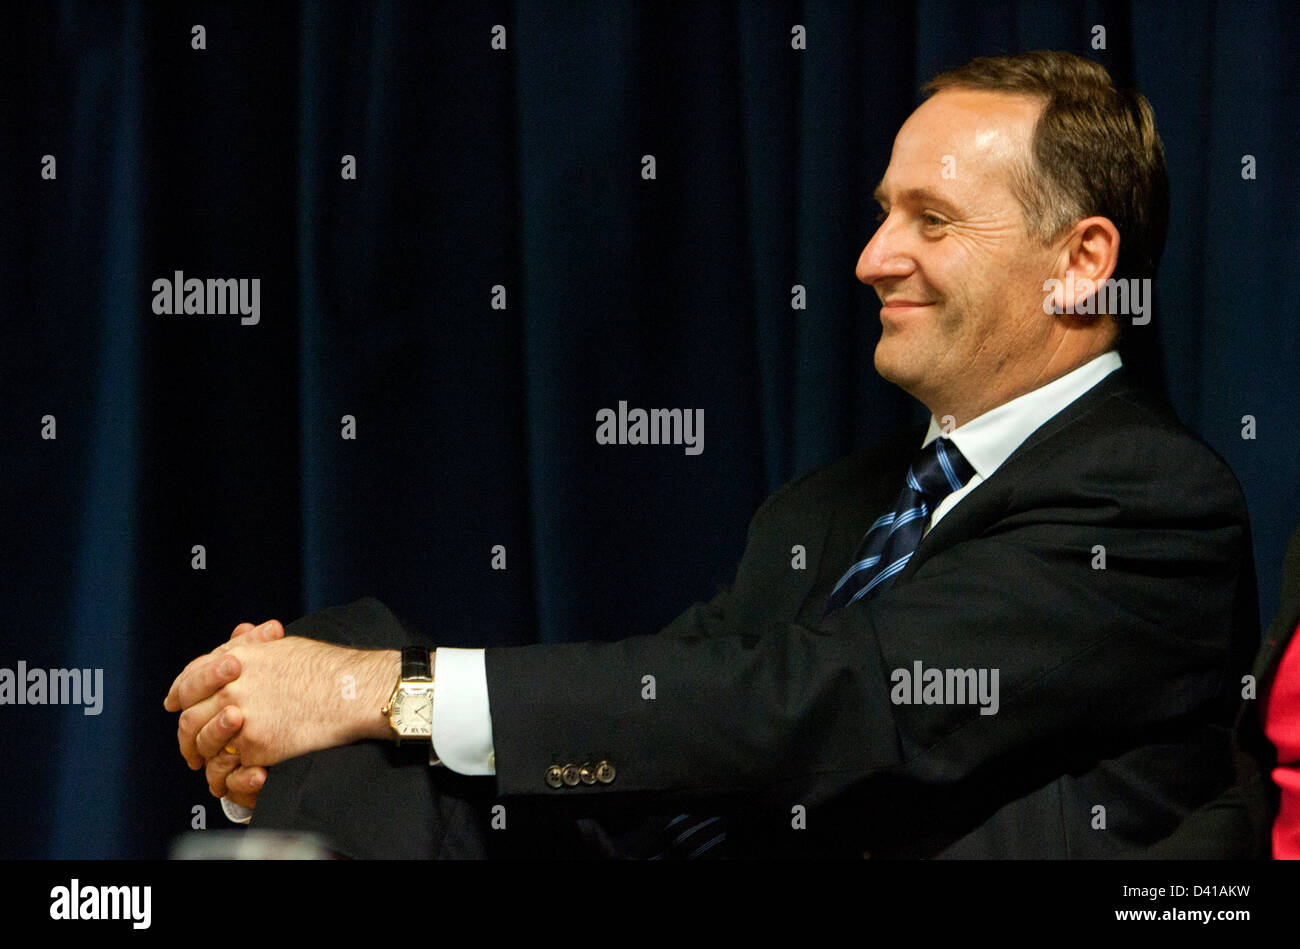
[544,766,564,789]
[578,763,596,785]
[561,764,581,787]
[594,760,616,784]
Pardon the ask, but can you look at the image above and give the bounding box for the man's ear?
[1050,217,1121,315]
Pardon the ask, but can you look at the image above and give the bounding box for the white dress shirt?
[923,349,1122,533]
[223,349,1123,823]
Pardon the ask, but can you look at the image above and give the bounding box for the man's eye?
[874,209,945,228]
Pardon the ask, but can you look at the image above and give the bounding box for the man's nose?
[855,220,914,286]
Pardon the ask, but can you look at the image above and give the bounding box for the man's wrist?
[347,648,402,743]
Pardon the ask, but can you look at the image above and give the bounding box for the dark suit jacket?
[484,366,1260,858]
[1142,524,1300,858]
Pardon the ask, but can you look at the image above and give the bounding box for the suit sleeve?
[483,430,1252,830]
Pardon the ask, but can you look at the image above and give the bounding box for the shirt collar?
[922,350,1123,480]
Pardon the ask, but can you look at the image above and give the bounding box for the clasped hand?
[164,621,394,812]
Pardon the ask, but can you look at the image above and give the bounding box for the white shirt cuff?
[220,797,253,825]
[432,647,496,775]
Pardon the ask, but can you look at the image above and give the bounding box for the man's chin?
[873,346,933,405]
[872,341,912,388]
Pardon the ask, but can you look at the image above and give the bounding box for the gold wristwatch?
[381,646,439,763]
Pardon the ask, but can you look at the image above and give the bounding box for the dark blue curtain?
[2,0,1296,858]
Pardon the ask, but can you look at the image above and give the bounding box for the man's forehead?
[874,89,1041,205]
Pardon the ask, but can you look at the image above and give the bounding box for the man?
[166,50,1260,858]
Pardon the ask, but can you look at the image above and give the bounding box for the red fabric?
[1264,620,1300,859]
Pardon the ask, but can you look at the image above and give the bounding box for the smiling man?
[165,51,1262,858]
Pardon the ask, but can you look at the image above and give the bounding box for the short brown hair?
[921,51,1169,287]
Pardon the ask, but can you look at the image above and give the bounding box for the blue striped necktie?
[823,437,976,617]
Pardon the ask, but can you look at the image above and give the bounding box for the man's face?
[857,88,1064,422]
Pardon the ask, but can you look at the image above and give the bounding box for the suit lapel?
[799,366,1141,617]
[894,366,1139,586]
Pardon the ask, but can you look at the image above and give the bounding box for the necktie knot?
[907,437,977,505]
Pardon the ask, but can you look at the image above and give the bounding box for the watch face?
[390,689,433,738]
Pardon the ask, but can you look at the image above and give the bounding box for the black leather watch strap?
[401,645,431,680]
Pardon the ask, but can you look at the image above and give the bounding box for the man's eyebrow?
[872,184,963,215]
